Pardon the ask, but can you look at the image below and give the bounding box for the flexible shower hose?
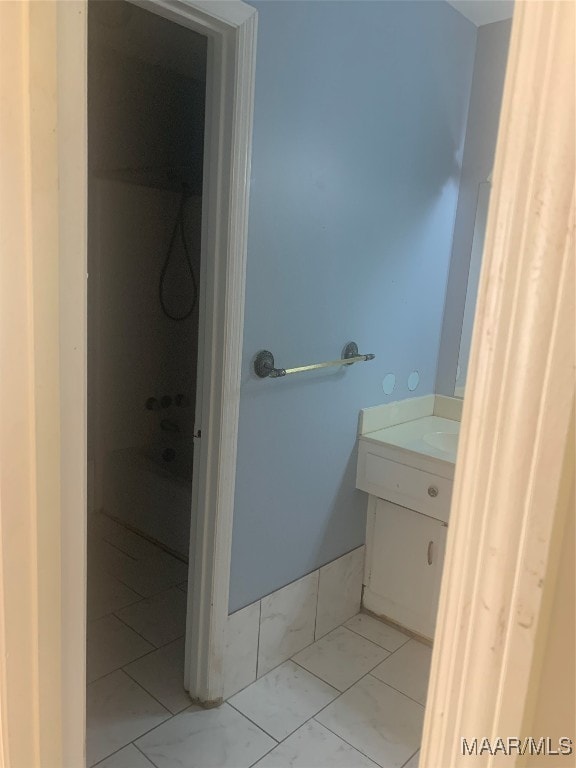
[159,187,198,321]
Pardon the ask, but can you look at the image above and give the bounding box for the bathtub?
[102,445,192,559]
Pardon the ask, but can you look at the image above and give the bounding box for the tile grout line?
[217,673,412,768]
[225,700,281,744]
[99,537,140,562]
[91,742,131,768]
[308,658,424,764]
[90,527,187,598]
[246,736,281,768]
[110,610,168,651]
[255,599,262,679]
[231,669,368,767]
[244,709,383,768]
[311,716,387,768]
[343,623,412,653]
[399,748,420,768]
[290,658,357,696]
[87,530,189,765]
[290,647,425,730]
[89,666,174,718]
[242,615,408,706]
[86,632,183,687]
[112,590,187,648]
[121,660,193,717]
[91,703,204,767]
[89,550,152,599]
[313,567,321,641]
[90,732,162,768]
[91,566,147,601]
[107,569,185,601]
[291,624,394,673]
[309,670,426,767]
[87,622,154,685]
[87,595,144,624]
[252,618,384,687]
[133,740,161,768]
[366,673,426,709]
[129,702,278,768]
[87,617,185,686]
[88,688,173,767]
[229,616,407,764]
[88,559,147,603]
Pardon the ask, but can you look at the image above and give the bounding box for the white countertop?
[361,415,460,465]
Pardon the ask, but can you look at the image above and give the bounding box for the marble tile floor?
[88,514,431,768]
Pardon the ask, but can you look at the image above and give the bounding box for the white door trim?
[126,0,258,706]
[60,0,255,762]
[0,3,65,765]
[421,1,575,764]
[101,0,257,708]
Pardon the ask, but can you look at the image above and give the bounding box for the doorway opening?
[87,1,207,761]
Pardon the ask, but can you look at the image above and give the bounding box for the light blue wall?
[229,0,477,612]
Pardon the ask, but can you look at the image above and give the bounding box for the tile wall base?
[223,546,365,699]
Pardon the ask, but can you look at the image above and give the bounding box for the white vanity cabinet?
[356,395,461,641]
[364,497,447,639]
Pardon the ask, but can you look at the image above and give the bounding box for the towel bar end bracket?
[254,350,286,378]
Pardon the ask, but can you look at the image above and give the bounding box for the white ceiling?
[446,0,514,27]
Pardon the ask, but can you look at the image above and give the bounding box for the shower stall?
[88,1,207,560]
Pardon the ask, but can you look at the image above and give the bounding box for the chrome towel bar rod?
[254,342,375,379]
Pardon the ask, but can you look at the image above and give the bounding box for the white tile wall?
[222,546,365,696]
[222,601,260,699]
[315,546,365,639]
[258,571,319,677]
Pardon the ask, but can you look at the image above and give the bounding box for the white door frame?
[122,0,257,707]
[421,1,574,764]
[61,0,255,762]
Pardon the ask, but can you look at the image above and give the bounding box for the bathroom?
[86,1,512,766]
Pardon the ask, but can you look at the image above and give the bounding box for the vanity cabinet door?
[365,498,447,639]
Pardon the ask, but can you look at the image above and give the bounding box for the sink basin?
[422,431,458,454]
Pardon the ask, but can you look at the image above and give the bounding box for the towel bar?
[254,342,375,379]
